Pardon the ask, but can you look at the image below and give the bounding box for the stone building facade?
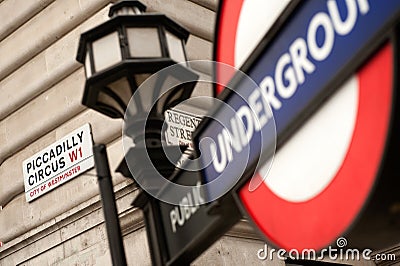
[0,0,396,265]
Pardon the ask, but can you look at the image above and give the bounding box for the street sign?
[164,109,202,149]
[134,159,241,266]
[204,0,400,251]
[159,168,240,264]
[22,124,94,202]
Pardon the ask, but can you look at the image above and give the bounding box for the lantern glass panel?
[92,31,122,72]
[166,31,186,63]
[127,28,162,57]
[85,52,92,78]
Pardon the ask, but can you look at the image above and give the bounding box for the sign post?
[93,144,127,266]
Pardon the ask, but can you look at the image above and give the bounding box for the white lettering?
[257,244,268,260]
[170,211,177,233]
[328,0,357,35]
[308,12,335,61]
[259,76,281,110]
[237,105,255,144]
[227,116,246,153]
[248,89,268,131]
[210,134,227,173]
[357,0,370,14]
[222,129,233,162]
[169,182,205,233]
[275,53,297,98]
[289,38,316,84]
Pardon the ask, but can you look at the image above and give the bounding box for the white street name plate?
[22,124,94,202]
[165,109,203,149]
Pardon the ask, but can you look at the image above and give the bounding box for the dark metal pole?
[93,144,127,266]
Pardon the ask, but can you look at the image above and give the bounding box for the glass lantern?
[76,0,197,119]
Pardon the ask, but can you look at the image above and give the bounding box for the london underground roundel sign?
[213,0,400,250]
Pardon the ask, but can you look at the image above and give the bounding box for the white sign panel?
[165,109,203,149]
[23,124,94,202]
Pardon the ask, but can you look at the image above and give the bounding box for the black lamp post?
[76,1,199,265]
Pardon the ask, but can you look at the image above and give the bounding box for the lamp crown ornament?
[108,1,146,17]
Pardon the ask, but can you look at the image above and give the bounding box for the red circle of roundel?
[215,1,393,250]
[214,0,244,94]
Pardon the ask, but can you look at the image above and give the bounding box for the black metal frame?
[76,15,190,65]
[81,60,198,119]
[76,8,192,119]
[108,0,147,17]
[81,60,173,118]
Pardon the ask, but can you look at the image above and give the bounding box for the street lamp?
[76,0,197,119]
[76,1,199,265]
